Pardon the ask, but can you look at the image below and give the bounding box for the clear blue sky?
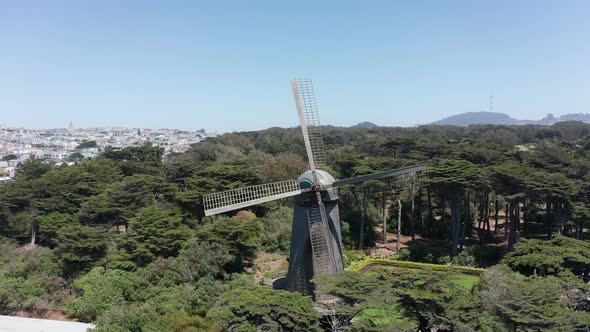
[1,1,589,132]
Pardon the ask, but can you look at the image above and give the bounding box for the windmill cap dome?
[296,170,335,189]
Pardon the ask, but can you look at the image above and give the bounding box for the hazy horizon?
[1,1,589,132]
[3,110,588,133]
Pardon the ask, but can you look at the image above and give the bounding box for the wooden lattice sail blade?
[291,78,327,170]
[331,164,427,187]
[203,180,302,216]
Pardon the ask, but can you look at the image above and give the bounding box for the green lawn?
[348,258,485,276]
[451,275,480,290]
[362,266,480,290]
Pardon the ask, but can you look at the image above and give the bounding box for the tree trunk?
[397,196,402,252]
[410,182,416,241]
[473,191,479,231]
[522,199,527,236]
[460,192,468,250]
[465,192,471,234]
[559,202,564,235]
[565,202,572,237]
[494,197,499,233]
[507,203,517,252]
[29,204,38,247]
[382,192,387,245]
[418,188,425,231]
[451,191,461,256]
[30,222,36,246]
[514,203,519,245]
[473,191,478,231]
[504,203,510,242]
[561,202,568,236]
[546,199,553,240]
[478,192,485,245]
[427,187,434,223]
[473,191,483,231]
[456,193,458,256]
[479,191,486,231]
[478,192,484,243]
[359,208,366,250]
[455,193,462,254]
[355,187,372,250]
[485,192,491,233]
[553,203,563,235]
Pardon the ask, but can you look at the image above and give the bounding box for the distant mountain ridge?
[432,112,590,126]
[345,112,590,129]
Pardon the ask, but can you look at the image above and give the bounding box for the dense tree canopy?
[1,122,590,330]
[207,286,322,331]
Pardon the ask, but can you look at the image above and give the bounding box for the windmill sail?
[291,78,342,290]
[203,180,302,216]
[291,78,327,170]
[331,164,427,188]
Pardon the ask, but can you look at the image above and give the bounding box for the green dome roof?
[296,170,335,189]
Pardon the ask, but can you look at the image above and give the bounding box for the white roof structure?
[0,315,94,332]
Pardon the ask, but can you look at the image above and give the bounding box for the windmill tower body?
[287,170,344,295]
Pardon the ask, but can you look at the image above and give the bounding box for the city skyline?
[1,1,589,132]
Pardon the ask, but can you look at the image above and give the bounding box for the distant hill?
[432,112,590,126]
[351,121,379,129]
[432,112,519,126]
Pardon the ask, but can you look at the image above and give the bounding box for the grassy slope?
[348,258,485,276]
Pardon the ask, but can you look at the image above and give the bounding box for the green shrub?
[451,250,476,267]
[343,250,367,268]
[68,267,144,321]
[207,286,321,331]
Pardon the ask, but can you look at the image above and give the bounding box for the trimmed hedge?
[348,259,485,276]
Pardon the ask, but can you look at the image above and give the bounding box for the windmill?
[203,78,426,300]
